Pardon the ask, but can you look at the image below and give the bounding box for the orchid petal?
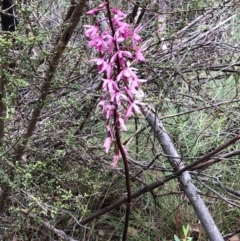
[103,137,112,153]
[86,9,100,15]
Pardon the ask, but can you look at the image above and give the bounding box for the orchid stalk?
[84,2,147,240]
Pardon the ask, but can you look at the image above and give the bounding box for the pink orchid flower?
[85,2,147,166]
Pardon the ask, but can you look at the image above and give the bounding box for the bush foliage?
[0,0,240,240]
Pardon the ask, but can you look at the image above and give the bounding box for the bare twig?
[194,174,240,208]
[79,134,239,227]
[20,209,79,241]
[0,0,87,214]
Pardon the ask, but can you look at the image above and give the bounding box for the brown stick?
[20,209,79,241]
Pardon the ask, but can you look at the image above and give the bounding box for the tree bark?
[141,105,224,241]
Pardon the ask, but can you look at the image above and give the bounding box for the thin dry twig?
[20,209,79,241]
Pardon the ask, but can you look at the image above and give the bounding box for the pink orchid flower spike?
[85,2,147,166]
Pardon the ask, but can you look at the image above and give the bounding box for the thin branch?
[15,0,86,160]
[191,150,240,171]
[160,99,240,120]
[194,174,240,208]
[223,229,240,239]
[20,209,79,241]
[80,172,177,225]
[79,134,240,226]
[0,0,87,214]
[179,134,240,173]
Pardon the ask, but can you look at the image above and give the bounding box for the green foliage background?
[0,0,240,240]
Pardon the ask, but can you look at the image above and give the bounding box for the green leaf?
[174,234,181,241]
[183,225,190,237]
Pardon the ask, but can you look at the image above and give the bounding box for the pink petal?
[122,51,132,58]
[99,2,108,8]
[103,137,112,153]
[125,101,141,119]
[86,9,100,15]
[119,118,127,131]
[105,104,115,120]
[111,153,120,167]
[84,25,99,38]
[135,51,146,62]
[111,8,126,18]
[97,99,106,113]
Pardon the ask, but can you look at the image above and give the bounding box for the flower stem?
[114,109,131,241]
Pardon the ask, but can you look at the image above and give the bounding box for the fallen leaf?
[229,235,240,241]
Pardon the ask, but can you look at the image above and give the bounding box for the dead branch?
[141,105,224,241]
[20,209,79,241]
